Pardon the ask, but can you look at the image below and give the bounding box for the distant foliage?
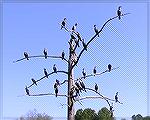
[18,109,52,120]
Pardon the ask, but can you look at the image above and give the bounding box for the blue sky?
[2,1,149,119]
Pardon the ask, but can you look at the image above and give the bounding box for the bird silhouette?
[56,79,60,86]
[25,86,30,96]
[75,82,82,92]
[24,52,29,60]
[54,83,58,97]
[53,64,57,73]
[115,92,119,102]
[61,51,65,60]
[75,87,80,96]
[75,39,80,47]
[71,34,76,40]
[117,6,122,20]
[108,64,112,72]
[72,23,77,31]
[82,39,87,51]
[93,66,96,76]
[94,25,99,37]
[76,32,82,41]
[43,48,48,59]
[80,81,86,92]
[82,68,86,79]
[61,18,66,29]
[31,78,37,86]
[95,83,98,92]
[44,68,48,78]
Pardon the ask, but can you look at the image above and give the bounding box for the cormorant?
[62,51,65,60]
[61,18,66,29]
[82,39,87,51]
[76,32,82,41]
[72,23,77,31]
[75,87,80,96]
[31,78,37,86]
[80,81,86,92]
[43,48,48,59]
[82,68,86,79]
[115,92,119,102]
[108,64,112,72]
[24,52,29,60]
[117,6,122,20]
[75,82,82,92]
[94,25,99,37]
[53,64,57,73]
[54,83,58,97]
[44,68,48,78]
[95,83,98,92]
[56,79,60,86]
[25,86,30,96]
[93,66,96,76]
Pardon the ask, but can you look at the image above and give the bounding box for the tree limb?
[13,55,68,63]
[71,13,130,70]
[27,93,68,97]
[75,67,119,82]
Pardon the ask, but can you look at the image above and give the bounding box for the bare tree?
[14,6,130,120]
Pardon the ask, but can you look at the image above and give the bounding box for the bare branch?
[75,67,119,82]
[13,55,68,63]
[27,93,68,97]
[28,70,68,88]
[71,13,130,70]
[79,96,114,101]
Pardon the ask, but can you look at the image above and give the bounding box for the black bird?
[54,83,58,97]
[117,6,122,20]
[93,66,96,76]
[43,48,48,59]
[56,79,60,86]
[61,18,66,29]
[115,92,119,102]
[61,50,65,60]
[71,34,76,40]
[75,39,80,47]
[82,39,87,51]
[75,87,80,96]
[76,32,82,41]
[108,64,112,72]
[44,68,48,78]
[31,78,37,86]
[75,82,82,92]
[24,52,29,60]
[25,86,30,96]
[95,83,98,92]
[110,103,113,111]
[82,68,86,79]
[53,64,57,73]
[72,23,77,31]
[94,25,99,37]
[80,81,86,92]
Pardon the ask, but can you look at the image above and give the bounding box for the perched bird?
[80,81,86,92]
[53,64,57,73]
[75,39,80,47]
[108,64,112,72]
[31,78,37,86]
[44,68,48,78]
[95,83,98,92]
[115,92,119,102]
[61,18,66,29]
[117,6,122,20]
[75,87,80,96]
[82,39,87,51]
[71,34,76,40]
[25,86,30,96]
[43,48,48,59]
[82,68,86,79]
[56,79,60,86]
[110,103,113,111]
[24,52,29,60]
[61,51,65,60]
[76,32,82,41]
[54,83,58,97]
[75,82,82,92]
[72,23,77,31]
[94,25,99,37]
[93,66,97,76]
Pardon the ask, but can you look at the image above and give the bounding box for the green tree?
[143,116,150,120]
[98,107,112,120]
